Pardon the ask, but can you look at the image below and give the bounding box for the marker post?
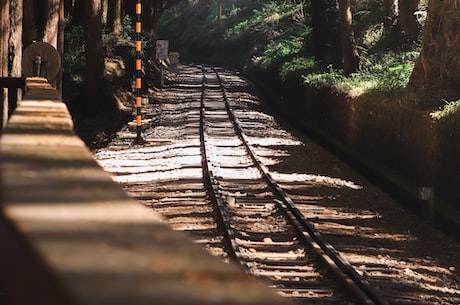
[134,0,145,145]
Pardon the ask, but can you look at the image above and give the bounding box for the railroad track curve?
[199,65,388,305]
[95,64,460,305]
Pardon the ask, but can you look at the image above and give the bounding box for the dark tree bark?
[0,0,8,77]
[311,0,328,61]
[398,0,420,43]
[102,0,108,25]
[338,0,359,75]
[410,0,460,90]
[42,0,60,48]
[384,0,398,31]
[84,0,105,100]
[310,0,340,63]
[9,0,22,77]
[57,0,65,90]
[108,0,122,37]
[72,0,86,25]
[144,0,158,35]
[58,0,65,59]
[1,0,9,128]
[23,0,37,48]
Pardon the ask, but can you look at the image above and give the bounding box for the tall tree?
[108,0,122,37]
[23,0,37,48]
[410,0,460,90]
[42,0,60,48]
[72,0,86,25]
[84,0,105,101]
[1,0,9,129]
[57,0,65,90]
[311,0,328,61]
[338,0,359,75]
[0,0,7,77]
[144,0,158,35]
[398,0,420,43]
[310,0,340,63]
[102,0,109,25]
[384,0,398,32]
[8,0,22,77]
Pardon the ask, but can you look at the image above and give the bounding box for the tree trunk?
[108,0,122,37]
[9,0,22,77]
[102,0,108,25]
[1,0,9,129]
[57,0,65,91]
[144,0,157,35]
[72,0,86,25]
[310,0,341,62]
[410,0,460,90]
[0,0,8,77]
[311,0,328,61]
[42,0,60,48]
[84,0,105,101]
[384,0,398,31]
[338,0,359,76]
[398,0,420,43]
[23,0,37,48]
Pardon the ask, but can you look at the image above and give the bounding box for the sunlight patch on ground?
[271,172,362,189]
[113,168,203,183]
[344,251,460,296]
[247,136,303,147]
[97,155,202,173]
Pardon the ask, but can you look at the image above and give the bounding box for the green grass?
[303,50,418,95]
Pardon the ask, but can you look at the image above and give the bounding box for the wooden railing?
[0,78,288,305]
[0,77,25,130]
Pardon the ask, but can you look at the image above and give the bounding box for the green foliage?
[261,35,305,67]
[280,57,315,81]
[431,100,460,121]
[304,50,418,95]
[64,16,135,85]
[63,25,86,83]
[157,0,424,98]
[157,1,216,57]
[224,1,306,40]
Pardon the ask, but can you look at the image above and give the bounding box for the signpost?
[156,40,169,88]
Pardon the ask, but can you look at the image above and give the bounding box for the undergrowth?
[157,0,458,122]
[63,16,136,149]
[303,50,419,95]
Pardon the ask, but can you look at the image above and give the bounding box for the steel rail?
[210,66,390,305]
[199,66,251,274]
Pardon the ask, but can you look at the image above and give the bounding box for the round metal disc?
[22,42,61,81]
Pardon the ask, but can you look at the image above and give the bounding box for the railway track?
[199,65,388,304]
[95,64,460,305]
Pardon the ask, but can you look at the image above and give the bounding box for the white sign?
[156,40,169,60]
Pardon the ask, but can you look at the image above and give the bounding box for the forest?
[1,1,459,121]
[0,0,459,201]
[1,1,458,131]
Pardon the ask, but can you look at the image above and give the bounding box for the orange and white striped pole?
[135,0,144,144]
